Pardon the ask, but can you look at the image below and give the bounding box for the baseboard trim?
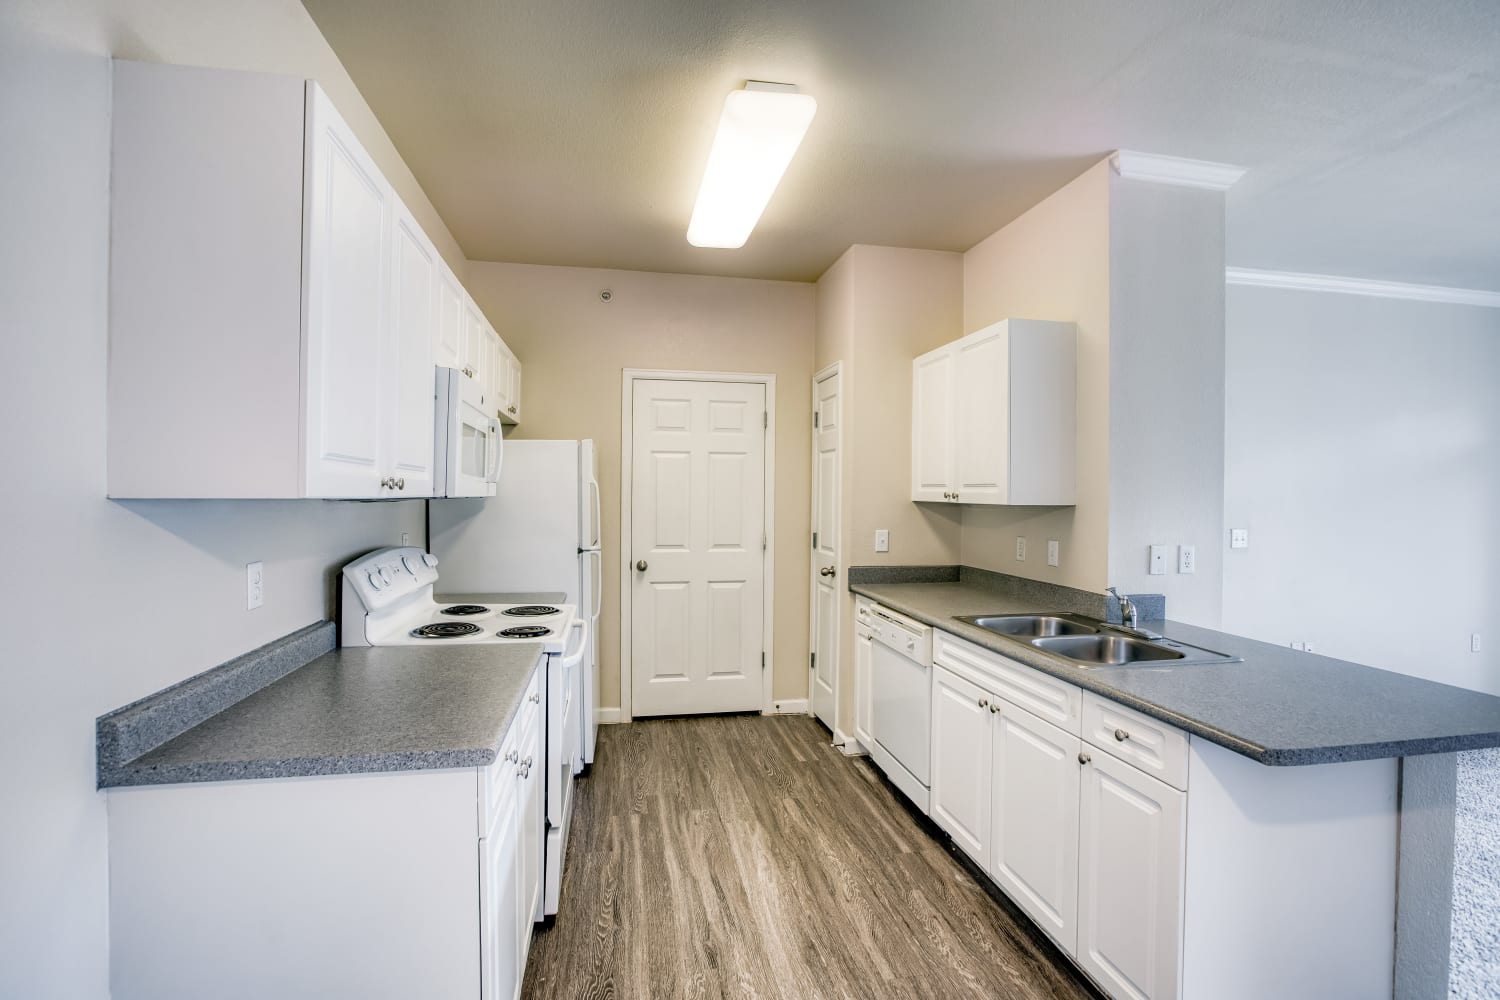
[769,698,809,715]
[597,707,623,725]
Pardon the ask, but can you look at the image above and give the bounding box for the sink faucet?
[1106,587,1137,629]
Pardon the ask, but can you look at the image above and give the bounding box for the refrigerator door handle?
[587,477,602,550]
[591,549,603,619]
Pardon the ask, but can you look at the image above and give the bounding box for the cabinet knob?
[395,477,405,491]
[380,476,397,490]
[1078,751,1092,765]
[989,703,999,713]
[1114,728,1130,742]
[952,492,959,501]
[505,749,519,764]
[509,405,517,414]
[529,692,540,704]
[977,697,988,708]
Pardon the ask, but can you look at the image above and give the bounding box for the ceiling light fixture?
[686,81,817,249]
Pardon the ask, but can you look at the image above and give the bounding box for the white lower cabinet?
[990,703,1081,949]
[854,615,875,752]
[930,666,992,862]
[1077,746,1185,1000]
[107,668,547,1000]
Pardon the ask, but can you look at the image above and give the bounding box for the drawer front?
[934,632,1080,733]
[855,598,874,629]
[481,668,544,833]
[1082,691,1189,791]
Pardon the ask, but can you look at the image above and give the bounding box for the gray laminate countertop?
[851,579,1500,766]
[104,643,545,787]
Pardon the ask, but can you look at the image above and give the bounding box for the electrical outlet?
[246,561,264,610]
[874,529,890,553]
[1149,544,1167,575]
[1178,544,1196,574]
[1015,537,1027,561]
[1047,539,1060,567]
[1230,528,1249,549]
[1474,633,1483,653]
[1290,641,1305,651]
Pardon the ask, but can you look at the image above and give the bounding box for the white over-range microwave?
[434,366,502,498]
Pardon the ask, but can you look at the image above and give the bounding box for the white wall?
[0,6,441,996]
[1107,177,1227,626]
[1223,285,1500,693]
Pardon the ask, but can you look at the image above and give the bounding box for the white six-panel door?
[302,85,389,499]
[810,367,841,730]
[630,379,767,716]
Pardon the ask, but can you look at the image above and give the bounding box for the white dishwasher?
[866,602,934,814]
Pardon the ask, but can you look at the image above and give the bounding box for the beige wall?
[815,245,964,734]
[464,262,816,709]
[960,159,1113,593]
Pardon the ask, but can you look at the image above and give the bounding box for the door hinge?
[764,410,769,429]
[761,651,767,671]
[762,533,767,552]
[810,652,816,671]
[814,411,819,428]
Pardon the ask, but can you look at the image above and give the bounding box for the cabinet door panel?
[1078,749,1185,1000]
[389,201,436,497]
[953,325,1008,504]
[990,705,1080,951]
[930,666,992,863]
[854,628,874,751]
[480,764,521,1000]
[435,266,464,370]
[911,348,954,501]
[303,86,388,498]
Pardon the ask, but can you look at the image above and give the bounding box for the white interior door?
[810,367,841,729]
[630,378,767,716]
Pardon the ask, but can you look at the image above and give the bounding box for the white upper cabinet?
[434,264,465,371]
[387,196,437,498]
[106,61,493,499]
[302,84,391,498]
[911,319,1076,505]
[496,343,523,425]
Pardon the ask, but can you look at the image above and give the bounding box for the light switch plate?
[246,561,264,610]
[1230,528,1249,549]
[1015,537,1027,561]
[1149,544,1167,575]
[874,529,889,553]
[1047,540,1060,567]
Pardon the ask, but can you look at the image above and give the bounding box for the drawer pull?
[1114,728,1130,742]
[504,748,519,764]
[1078,751,1092,765]
[977,697,989,707]
[529,692,540,704]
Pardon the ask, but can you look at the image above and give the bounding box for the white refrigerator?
[429,439,603,764]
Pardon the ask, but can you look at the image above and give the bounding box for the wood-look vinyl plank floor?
[522,714,1099,1000]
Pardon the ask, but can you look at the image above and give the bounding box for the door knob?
[636,560,648,571]
[820,566,836,577]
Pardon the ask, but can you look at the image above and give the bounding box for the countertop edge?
[850,581,1495,767]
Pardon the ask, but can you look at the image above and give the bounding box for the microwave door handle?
[487,417,502,483]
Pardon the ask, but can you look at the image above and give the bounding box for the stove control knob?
[402,556,419,576]
[367,571,383,591]
[422,553,438,568]
[377,566,392,586]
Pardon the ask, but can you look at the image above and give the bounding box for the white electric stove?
[340,546,586,917]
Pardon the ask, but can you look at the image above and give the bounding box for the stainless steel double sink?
[953,614,1240,668]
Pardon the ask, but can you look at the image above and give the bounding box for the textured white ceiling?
[302,0,1500,287]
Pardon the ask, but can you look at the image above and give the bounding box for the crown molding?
[1110,150,1246,191]
[1225,267,1500,308]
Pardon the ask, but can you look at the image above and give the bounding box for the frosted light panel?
[686,87,817,249]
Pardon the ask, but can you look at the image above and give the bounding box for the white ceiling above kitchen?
[302,0,1500,288]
